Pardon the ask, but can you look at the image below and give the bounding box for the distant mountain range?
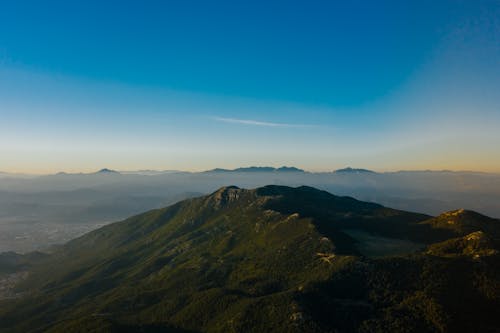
[54,168,122,176]
[48,166,307,176]
[112,166,374,174]
[6,166,495,177]
[52,166,375,175]
[1,185,498,332]
[206,166,305,173]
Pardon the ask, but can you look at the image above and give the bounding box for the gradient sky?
[0,0,499,173]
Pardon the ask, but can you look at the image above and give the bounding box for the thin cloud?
[214,117,312,128]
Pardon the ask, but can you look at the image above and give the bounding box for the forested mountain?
[0,186,498,332]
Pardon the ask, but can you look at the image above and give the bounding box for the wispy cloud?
[214,117,312,128]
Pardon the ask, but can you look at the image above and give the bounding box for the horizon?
[1,1,499,173]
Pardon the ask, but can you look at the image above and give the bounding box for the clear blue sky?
[0,1,499,173]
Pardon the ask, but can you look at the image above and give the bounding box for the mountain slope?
[420,209,500,237]
[0,186,499,333]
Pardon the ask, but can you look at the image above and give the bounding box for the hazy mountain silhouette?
[334,167,376,174]
[206,166,305,173]
[95,168,121,175]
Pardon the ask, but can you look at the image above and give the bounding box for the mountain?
[0,186,498,332]
[274,166,305,172]
[206,166,305,173]
[420,209,500,237]
[52,168,121,176]
[95,168,121,175]
[335,167,376,174]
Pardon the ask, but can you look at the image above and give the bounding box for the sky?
[0,0,499,173]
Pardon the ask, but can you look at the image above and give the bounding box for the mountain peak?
[96,168,120,174]
[436,208,489,221]
[275,166,304,172]
[209,186,246,208]
[212,185,242,194]
[421,208,499,238]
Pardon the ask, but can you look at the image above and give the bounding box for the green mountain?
[0,186,499,333]
[420,209,500,237]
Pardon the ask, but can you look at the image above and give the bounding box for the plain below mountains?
[0,185,499,333]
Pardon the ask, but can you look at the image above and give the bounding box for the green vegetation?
[0,185,498,332]
[342,229,424,257]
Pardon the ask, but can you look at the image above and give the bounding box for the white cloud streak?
[214,117,312,128]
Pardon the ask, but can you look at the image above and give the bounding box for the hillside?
[0,186,499,332]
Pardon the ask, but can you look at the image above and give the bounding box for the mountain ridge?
[205,166,305,173]
[334,167,376,174]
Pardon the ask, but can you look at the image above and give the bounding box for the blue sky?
[0,1,499,173]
